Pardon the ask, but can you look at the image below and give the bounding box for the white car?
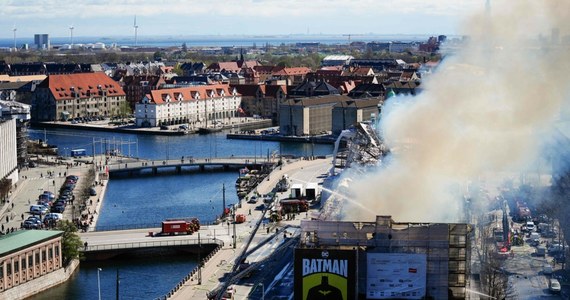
[549,278,561,293]
[525,221,535,232]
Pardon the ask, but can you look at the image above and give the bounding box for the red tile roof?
[45,73,125,101]
[145,84,238,104]
[273,67,312,76]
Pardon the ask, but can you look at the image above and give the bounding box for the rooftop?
[0,230,64,257]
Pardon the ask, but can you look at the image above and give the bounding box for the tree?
[0,178,11,202]
[56,220,84,266]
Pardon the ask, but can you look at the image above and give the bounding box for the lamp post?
[97,268,102,300]
[258,283,264,300]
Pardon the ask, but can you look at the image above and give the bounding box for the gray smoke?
[344,0,570,222]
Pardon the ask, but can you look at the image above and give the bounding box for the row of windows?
[0,246,59,277]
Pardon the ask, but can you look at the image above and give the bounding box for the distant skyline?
[0,0,484,40]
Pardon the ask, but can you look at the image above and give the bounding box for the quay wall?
[0,259,79,300]
[227,133,337,144]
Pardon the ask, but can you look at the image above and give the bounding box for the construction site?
[297,216,471,299]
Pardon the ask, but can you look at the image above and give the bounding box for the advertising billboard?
[294,249,357,300]
[367,253,427,299]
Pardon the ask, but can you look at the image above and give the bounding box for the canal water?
[27,127,334,299]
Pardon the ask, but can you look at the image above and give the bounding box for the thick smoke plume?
[344,1,570,222]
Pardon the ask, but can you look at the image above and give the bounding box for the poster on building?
[366,253,427,299]
[294,248,357,300]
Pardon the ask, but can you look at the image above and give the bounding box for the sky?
[0,0,483,39]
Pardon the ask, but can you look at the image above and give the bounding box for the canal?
[27,127,334,299]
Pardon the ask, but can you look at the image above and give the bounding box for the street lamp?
[97,267,102,300]
[258,283,264,300]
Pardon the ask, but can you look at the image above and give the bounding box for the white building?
[135,84,241,127]
[0,118,18,186]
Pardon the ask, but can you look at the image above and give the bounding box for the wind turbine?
[69,25,74,47]
[133,15,139,47]
[12,25,17,51]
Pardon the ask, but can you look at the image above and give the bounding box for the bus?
[70,149,86,157]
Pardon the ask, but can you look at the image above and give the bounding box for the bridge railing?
[94,220,219,232]
[84,237,223,252]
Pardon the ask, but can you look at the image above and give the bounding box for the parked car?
[543,264,553,275]
[247,195,258,204]
[66,175,79,181]
[89,187,97,196]
[51,205,65,213]
[549,278,561,293]
[525,221,535,232]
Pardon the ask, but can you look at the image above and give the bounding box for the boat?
[197,125,223,134]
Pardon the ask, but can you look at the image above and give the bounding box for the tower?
[69,25,74,47]
[134,15,139,47]
[12,25,17,51]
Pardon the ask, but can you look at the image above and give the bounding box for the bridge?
[80,227,224,260]
[105,156,277,176]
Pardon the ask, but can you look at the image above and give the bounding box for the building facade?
[0,230,64,293]
[31,73,127,122]
[34,34,49,50]
[298,216,470,299]
[135,84,241,127]
[0,118,18,186]
[279,95,348,136]
[331,98,380,135]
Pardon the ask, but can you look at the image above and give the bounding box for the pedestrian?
[84,241,88,250]
[249,209,251,215]
[21,213,24,220]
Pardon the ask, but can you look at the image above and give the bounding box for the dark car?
[160,125,169,130]
[66,175,79,181]
[89,188,97,196]
[51,205,65,213]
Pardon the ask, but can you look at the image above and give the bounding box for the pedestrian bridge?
[106,156,276,176]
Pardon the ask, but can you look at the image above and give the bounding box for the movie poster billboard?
[294,248,357,300]
[366,253,427,299]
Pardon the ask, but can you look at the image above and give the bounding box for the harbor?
[1,125,335,299]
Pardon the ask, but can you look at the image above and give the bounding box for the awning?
[86,108,99,113]
[60,111,70,115]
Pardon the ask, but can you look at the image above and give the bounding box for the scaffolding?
[299,216,472,299]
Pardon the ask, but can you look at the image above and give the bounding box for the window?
[21,258,26,269]
[6,263,11,276]
[42,250,46,261]
[0,263,3,277]
[14,261,19,272]
[48,248,53,259]
[28,255,32,267]
[35,252,40,263]
[55,246,59,256]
